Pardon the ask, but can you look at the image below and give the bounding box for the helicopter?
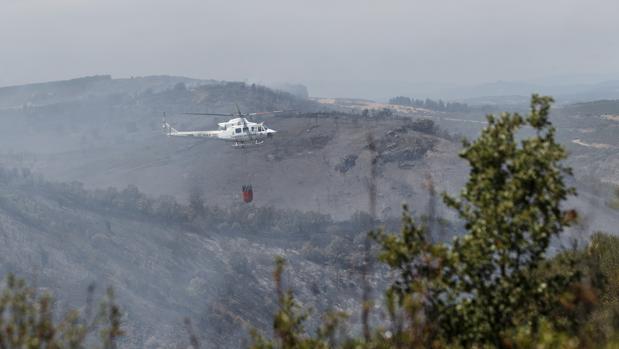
[162,104,280,146]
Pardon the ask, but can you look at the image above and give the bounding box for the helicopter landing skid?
[233,140,264,148]
[233,142,248,148]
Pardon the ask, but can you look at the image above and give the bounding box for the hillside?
[0,75,218,109]
[0,168,385,347]
[562,99,619,116]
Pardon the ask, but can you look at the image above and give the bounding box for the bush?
[0,274,123,349]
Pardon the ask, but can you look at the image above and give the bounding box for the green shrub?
[0,274,123,349]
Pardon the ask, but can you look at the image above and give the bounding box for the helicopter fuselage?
[163,117,276,144]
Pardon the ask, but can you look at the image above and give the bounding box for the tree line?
[389,96,470,112]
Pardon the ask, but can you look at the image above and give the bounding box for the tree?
[445,95,577,345]
[609,186,619,210]
[389,97,412,106]
[374,94,579,347]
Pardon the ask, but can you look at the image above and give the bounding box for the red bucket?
[242,185,253,203]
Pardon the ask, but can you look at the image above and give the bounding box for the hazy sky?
[2,0,619,97]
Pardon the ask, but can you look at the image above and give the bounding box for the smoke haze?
[2,0,619,98]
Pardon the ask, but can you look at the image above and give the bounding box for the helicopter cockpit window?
[235,128,241,134]
[243,127,249,132]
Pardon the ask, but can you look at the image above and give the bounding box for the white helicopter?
[162,104,280,146]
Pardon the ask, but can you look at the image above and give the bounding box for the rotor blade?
[181,112,234,117]
[247,110,292,116]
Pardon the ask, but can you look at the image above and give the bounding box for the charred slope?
[16,111,462,219]
[0,168,381,348]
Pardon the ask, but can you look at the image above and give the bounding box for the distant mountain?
[449,80,619,105]
[566,80,619,102]
[304,74,619,105]
[0,75,217,109]
[562,99,619,115]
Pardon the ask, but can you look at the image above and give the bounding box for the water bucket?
[242,185,253,203]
